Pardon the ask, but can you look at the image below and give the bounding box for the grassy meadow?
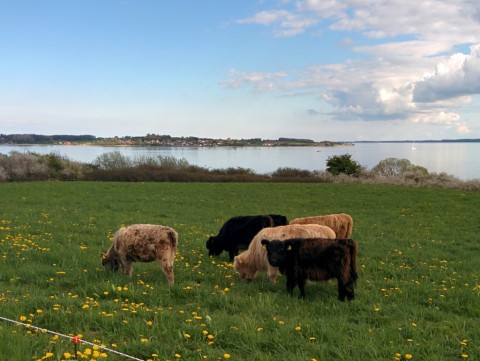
[0,182,479,361]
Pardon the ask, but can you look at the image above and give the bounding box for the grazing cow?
[206,214,288,261]
[289,213,353,238]
[101,224,178,284]
[233,224,336,283]
[261,237,358,300]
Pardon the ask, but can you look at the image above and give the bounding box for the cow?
[289,213,353,238]
[206,214,288,261]
[261,237,358,300]
[233,224,336,283]
[101,224,178,284]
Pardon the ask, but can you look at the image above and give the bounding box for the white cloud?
[232,0,480,133]
[220,69,288,91]
[237,10,292,26]
[237,8,319,37]
[413,44,480,102]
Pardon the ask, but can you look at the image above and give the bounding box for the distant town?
[0,133,352,147]
[1,133,479,147]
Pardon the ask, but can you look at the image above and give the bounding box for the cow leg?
[163,264,175,285]
[337,279,346,301]
[286,275,296,296]
[267,266,278,283]
[117,255,133,277]
[123,261,133,277]
[345,280,355,300]
[228,249,236,262]
[297,276,307,299]
[164,266,174,284]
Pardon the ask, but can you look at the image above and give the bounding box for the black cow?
[206,214,288,261]
[261,237,358,300]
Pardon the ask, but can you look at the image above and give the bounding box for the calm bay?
[1,142,479,181]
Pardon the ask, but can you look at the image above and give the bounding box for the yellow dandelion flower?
[405,354,413,359]
[20,316,27,322]
[256,327,263,332]
[184,333,191,338]
[461,354,469,359]
[295,326,301,331]
[175,354,181,358]
[224,354,231,359]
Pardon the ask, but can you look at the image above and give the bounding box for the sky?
[1,0,480,142]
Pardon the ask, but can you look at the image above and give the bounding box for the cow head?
[261,239,291,267]
[233,255,255,281]
[101,253,120,272]
[206,236,222,257]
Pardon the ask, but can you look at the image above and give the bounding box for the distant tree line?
[0,134,96,144]
[278,137,314,143]
[0,133,352,147]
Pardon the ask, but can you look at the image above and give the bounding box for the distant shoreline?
[353,139,480,143]
[1,133,479,146]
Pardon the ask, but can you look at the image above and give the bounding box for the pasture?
[0,182,479,361]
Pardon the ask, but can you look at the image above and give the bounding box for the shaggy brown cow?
[233,224,336,283]
[289,213,353,238]
[101,224,178,284]
[261,237,358,300]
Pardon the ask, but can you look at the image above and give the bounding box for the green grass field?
[0,182,479,361]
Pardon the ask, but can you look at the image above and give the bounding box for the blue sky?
[1,0,480,141]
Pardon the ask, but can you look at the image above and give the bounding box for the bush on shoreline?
[0,150,478,190]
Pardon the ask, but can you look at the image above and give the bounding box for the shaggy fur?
[289,213,353,238]
[233,224,336,283]
[206,214,288,261]
[101,224,178,284]
[261,237,358,300]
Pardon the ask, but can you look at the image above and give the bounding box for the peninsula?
[0,133,352,147]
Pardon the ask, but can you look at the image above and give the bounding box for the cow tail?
[168,230,178,249]
[345,239,358,284]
